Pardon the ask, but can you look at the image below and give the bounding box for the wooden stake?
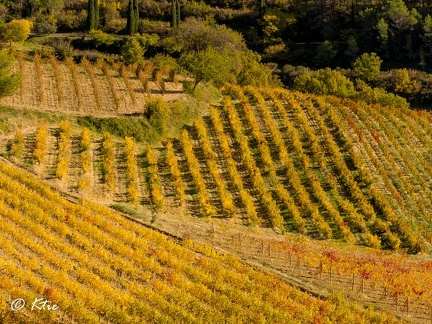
[330,265,333,286]
[406,298,409,314]
[381,285,387,300]
[289,250,292,267]
[396,294,398,311]
[297,256,301,275]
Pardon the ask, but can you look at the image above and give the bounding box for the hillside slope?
[0,160,401,323]
[2,57,185,116]
[4,85,432,254]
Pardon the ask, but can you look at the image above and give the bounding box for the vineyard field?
[4,86,432,253]
[3,56,185,116]
[0,159,402,323]
[3,84,432,322]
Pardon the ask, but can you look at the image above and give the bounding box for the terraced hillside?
[2,55,185,116]
[4,85,432,254]
[0,159,402,323]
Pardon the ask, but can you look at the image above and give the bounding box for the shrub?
[101,132,115,192]
[352,52,382,83]
[121,37,144,65]
[8,131,24,158]
[57,9,87,31]
[237,51,281,87]
[56,120,71,179]
[362,232,381,249]
[293,68,356,98]
[0,20,32,43]
[81,127,91,173]
[135,33,160,53]
[184,1,213,19]
[89,30,115,48]
[151,54,178,75]
[353,80,409,109]
[0,50,20,99]
[33,124,47,164]
[144,97,171,136]
[33,15,58,34]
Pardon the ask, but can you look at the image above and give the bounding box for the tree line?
[3,0,432,108]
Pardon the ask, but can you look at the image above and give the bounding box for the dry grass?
[3,58,187,116]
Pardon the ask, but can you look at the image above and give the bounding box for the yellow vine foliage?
[33,124,47,164]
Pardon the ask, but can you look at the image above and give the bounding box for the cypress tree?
[86,0,99,30]
[134,0,140,33]
[86,0,94,30]
[176,0,181,26]
[126,0,139,35]
[135,0,139,33]
[94,0,99,30]
[172,0,177,28]
[126,0,135,35]
[259,0,266,17]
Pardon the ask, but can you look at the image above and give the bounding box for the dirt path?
[67,134,83,194]
[114,144,128,203]
[43,128,59,180]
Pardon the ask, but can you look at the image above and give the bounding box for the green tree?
[174,17,246,54]
[385,0,417,34]
[121,37,144,65]
[86,0,99,30]
[345,35,359,61]
[144,97,171,136]
[183,1,212,19]
[385,0,418,58]
[260,14,280,45]
[357,8,376,52]
[172,0,179,28]
[236,51,281,87]
[422,15,432,63]
[151,54,178,73]
[0,51,20,99]
[293,68,355,98]
[180,48,234,90]
[175,18,279,89]
[134,0,139,32]
[101,1,123,33]
[353,79,409,109]
[314,41,337,67]
[126,0,135,35]
[20,0,64,17]
[352,52,382,83]
[126,0,139,35]
[0,20,32,44]
[176,0,181,26]
[172,0,177,28]
[259,0,266,17]
[135,33,159,51]
[388,69,421,97]
[376,18,389,58]
[89,29,115,47]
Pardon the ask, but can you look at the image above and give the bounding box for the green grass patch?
[76,115,161,143]
[0,106,66,134]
